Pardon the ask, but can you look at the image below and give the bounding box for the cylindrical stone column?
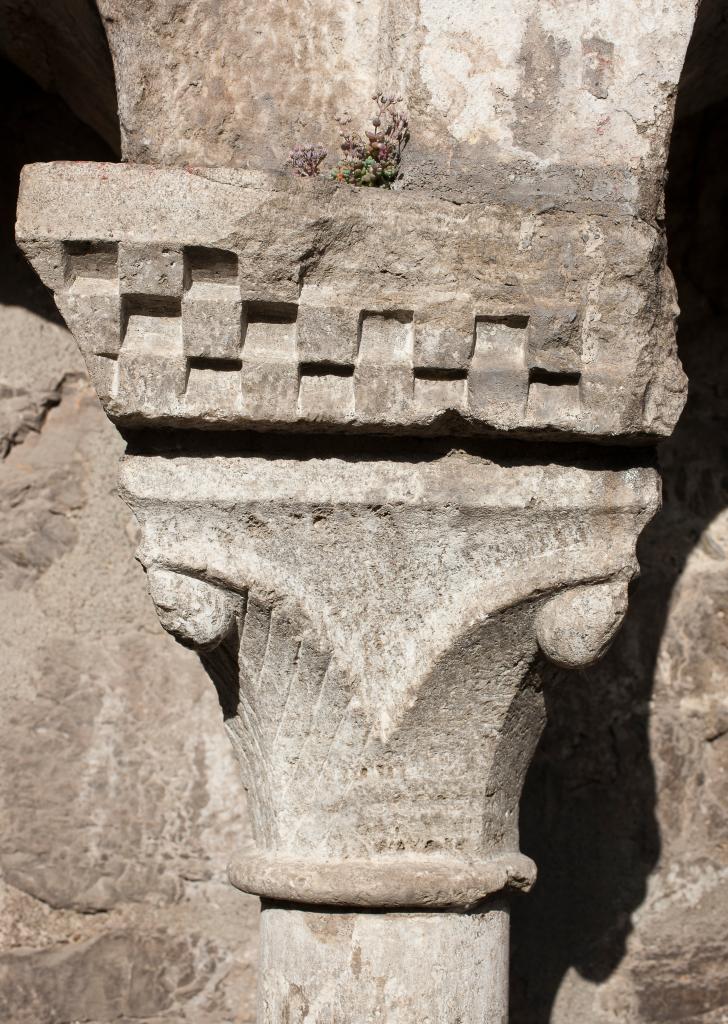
[258,899,510,1024]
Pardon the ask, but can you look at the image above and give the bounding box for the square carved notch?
[526,366,582,421]
[298,363,355,418]
[184,246,239,288]
[472,314,529,364]
[358,310,414,364]
[413,367,468,413]
[65,241,118,292]
[121,294,183,353]
[243,301,298,360]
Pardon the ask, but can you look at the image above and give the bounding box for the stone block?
[297,304,359,366]
[57,290,122,359]
[413,306,473,371]
[15,164,689,440]
[238,304,299,420]
[526,369,582,426]
[299,367,355,421]
[18,240,69,292]
[413,371,467,415]
[184,357,244,417]
[527,306,582,375]
[115,295,186,408]
[353,312,413,421]
[241,358,298,421]
[468,315,529,425]
[182,284,244,360]
[116,351,187,408]
[119,242,184,297]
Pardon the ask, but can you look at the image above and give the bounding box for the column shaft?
[258,899,510,1024]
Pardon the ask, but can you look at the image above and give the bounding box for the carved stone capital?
[118,451,658,911]
[15,157,674,1022]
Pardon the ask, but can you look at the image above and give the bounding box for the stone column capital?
[117,450,658,911]
[15,156,676,1023]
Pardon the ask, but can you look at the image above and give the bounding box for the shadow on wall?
[510,0,728,1020]
[0,57,117,319]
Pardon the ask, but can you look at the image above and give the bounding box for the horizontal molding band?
[228,851,537,910]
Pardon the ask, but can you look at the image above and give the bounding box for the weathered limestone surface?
[97,0,694,216]
[15,143,669,1020]
[509,17,728,1020]
[0,323,260,1024]
[120,451,657,896]
[114,443,660,1021]
[7,0,728,1022]
[0,289,261,1024]
[17,162,685,441]
[258,902,511,1024]
[0,61,258,1024]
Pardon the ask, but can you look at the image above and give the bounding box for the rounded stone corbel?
[146,566,240,651]
[535,579,630,669]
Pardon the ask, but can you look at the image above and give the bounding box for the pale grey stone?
[16,162,687,441]
[8,0,712,1019]
[535,581,630,670]
[258,901,510,1024]
[95,0,695,221]
[117,451,659,948]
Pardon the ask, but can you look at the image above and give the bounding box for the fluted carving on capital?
[12,13,695,1008]
[120,451,659,909]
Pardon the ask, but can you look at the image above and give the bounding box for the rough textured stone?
[0,371,259,1022]
[0,62,258,1024]
[258,900,510,1024]
[6,0,728,1019]
[96,0,695,218]
[13,147,674,1019]
[120,452,657,907]
[17,162,685,441]
[96,428,659,1022]
[510,4,728,1019]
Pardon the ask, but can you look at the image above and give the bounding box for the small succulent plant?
[289,144,328,178]
[290,94,409,188]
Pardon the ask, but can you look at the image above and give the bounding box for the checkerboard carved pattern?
[17,163,685,440]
